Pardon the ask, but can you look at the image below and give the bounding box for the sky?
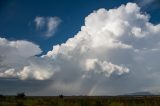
[0,0,160,96]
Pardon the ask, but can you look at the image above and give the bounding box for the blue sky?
[0,0,160,53]
[1,0,160,96]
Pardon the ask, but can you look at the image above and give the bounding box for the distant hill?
[122,92,154,96]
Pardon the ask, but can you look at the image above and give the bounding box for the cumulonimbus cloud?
[43,2,160,95]
[1,2,160,95]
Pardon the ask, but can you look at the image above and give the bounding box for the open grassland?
[1,96,160,106]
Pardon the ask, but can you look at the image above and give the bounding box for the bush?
[0,94,4,98]
[59,94,64,99]
[16,92,25,98]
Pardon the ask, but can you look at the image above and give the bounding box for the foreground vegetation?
[1,95,160,106]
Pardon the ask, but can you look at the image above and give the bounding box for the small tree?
[59,94,64,99]
[16,92,25,98]
[0,94,4,98]
[0,94,4,100]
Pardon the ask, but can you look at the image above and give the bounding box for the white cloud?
[46,17,61,37]
[18,63,55,80]
[0,38,42,58]
[85,59,129,77]
[43,2,160,95]
[0,38,57,80]
[0,68,16,78]
[137,0,155,7]
[34,17,45,29]
[34,16,61,37]
[1,2,160,95]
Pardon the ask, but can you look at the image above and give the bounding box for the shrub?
[16,92,25,98]
[59,94,64,99]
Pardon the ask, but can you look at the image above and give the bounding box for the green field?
[1,96,160,106]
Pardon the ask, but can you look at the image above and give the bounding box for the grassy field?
[1,95,160,106]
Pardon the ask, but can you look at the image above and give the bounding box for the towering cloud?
[1,3,160,95]
[43,3,160,95]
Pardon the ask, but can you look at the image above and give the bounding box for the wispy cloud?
[136,0,155,7]
[34,16,61,37]
[142,0,154,6]
[34,17,45,29]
